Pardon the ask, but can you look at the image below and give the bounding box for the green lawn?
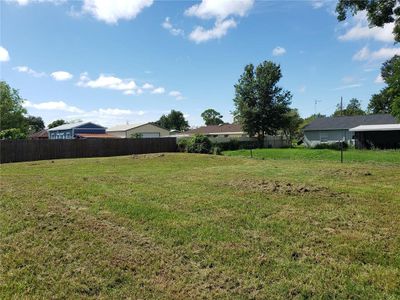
[1,153,399,298]
[223,147,400,164]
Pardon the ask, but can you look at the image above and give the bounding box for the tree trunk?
[258,132,265,148]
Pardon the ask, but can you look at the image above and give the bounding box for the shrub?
[212,146,222,155]
[177,138,189,152]
[187,134,212,154]
[313,142,348,151]
[213,139,259,151]
[0,128,26,140]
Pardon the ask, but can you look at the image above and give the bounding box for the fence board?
[0,138,177,163]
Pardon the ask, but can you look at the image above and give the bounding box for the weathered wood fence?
[0,138,177,163]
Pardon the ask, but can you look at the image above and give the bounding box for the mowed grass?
[1,153,399,299]
[223,147,400,164]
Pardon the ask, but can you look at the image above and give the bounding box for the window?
[66,132,71,139]
[320,134,328,142]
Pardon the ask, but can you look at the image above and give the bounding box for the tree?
[282,109,303,143]
[233,61,292,146]
[26,115,45,133]
[333,98,365,116]
[0,81,28,132]
[48,119,67,129]
[0,128,26,140]
[201,109,224,125]
[368,55,400,118]
[300,114,326,131]
[336,0,400,42]
[155,110,189,131]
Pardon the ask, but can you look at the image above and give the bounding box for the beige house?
[107,123,169,138]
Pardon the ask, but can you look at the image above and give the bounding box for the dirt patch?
[329,169,373,177]
[132,153,165,159]
[227,179,345,197]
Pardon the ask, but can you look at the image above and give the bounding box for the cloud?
[185,0,254,20]
[272,46,286,56]
[169,90,185,100]
[151,87,165,94]
[162,17,184,36]
[298,86,306,93]
[7,0,66,5]
[13,65,46,77]
[311,0,324,9]
[185,0,254,43]
[77,73,137,92]
[332,83,362,91]
[189,19,237,43]
[0,46,10,62]
[51,71,73,81]
[82,0,153,24]
[353,46,400,61]
[338,12,395,43]
[375,74,384,84]
[123,90,135,95]
[23,100,83,113]
[142,83,154,89]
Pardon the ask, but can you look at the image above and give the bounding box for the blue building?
[48,122,107,139]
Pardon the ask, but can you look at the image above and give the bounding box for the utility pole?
[340,96,344,163]
[314,100,321,115]
[340,97,343,116]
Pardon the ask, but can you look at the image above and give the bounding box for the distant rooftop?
[185,124,243,135]
[107,123,151,132]
[48,121,105,131]
[304,114,398,131]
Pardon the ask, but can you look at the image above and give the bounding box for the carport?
[349,124,400,149]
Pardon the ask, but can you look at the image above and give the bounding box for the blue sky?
[1,0,399,127]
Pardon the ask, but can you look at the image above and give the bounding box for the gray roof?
[107,123,148,132]
[48,121,105,131]
[304,114,398,131]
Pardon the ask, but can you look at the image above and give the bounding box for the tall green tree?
[48,119,67,129]
[282,109,303,143]
[26,115,45,133]
[333,98,365,116]
[201,109,224,125]
[233,61,292,146]
[336,0,400,42]
[0,81,28,132]
[368,55,400,118]
[155,110,189,131]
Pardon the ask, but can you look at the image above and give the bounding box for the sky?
[1,0,399,127]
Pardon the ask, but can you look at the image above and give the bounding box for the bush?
[177,138,189,152]
[0,128,26,140]
[212,146,222,155]
[313,142,348,151]
[213,139,259,151]
[187,134,212,154]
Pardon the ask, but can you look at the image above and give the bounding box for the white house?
[106,123,169,138]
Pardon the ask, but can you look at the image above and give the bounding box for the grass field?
[223,147,400,164]
[1,153,400,298]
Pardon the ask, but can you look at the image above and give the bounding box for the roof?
[28,129,48,139]
[48,121,105,131]
[75,133,118,138]
[185,124,244,135]
[349,124,400,132]
[303,114,398,131]
[106,122,164,132]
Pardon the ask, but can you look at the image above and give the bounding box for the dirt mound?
[330,169,372,177]
[132,153,165,159]
[227,179,344,197]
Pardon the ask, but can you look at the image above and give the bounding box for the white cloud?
[24,100,83,113]
[332,83,362,91]
[169,90,184,100]
[123,90,135,95]
[151,87,165,94]
[353,46,400,61]
[82,0,153,24]
[189,19,237,43]
[0,46,10,62]
[162,17,184,36]
[185,0,254,20]
[142,82,154,89]
[185,0,254,43]
[51,71,73,81]
[77,73,137,92]
[338,12,395,43]
[272,46,286,56]
[13,65,46,77]
[7,0,66,5]
[311,0,324,9]
[375,74,384,84]
[298,86,306,93]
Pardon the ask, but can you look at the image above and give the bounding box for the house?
[106,123,169,138]
[303,114,398,147]
[28,129,48,140]
[47,121,112,139]
[177,123,290,147]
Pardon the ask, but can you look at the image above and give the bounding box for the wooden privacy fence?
[0,138,177,163]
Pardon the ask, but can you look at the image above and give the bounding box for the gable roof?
[28,129,48,139]
[185,124,243,135]
[303,114,398,131]
[48,121,105,131]
[107,122,166,132]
